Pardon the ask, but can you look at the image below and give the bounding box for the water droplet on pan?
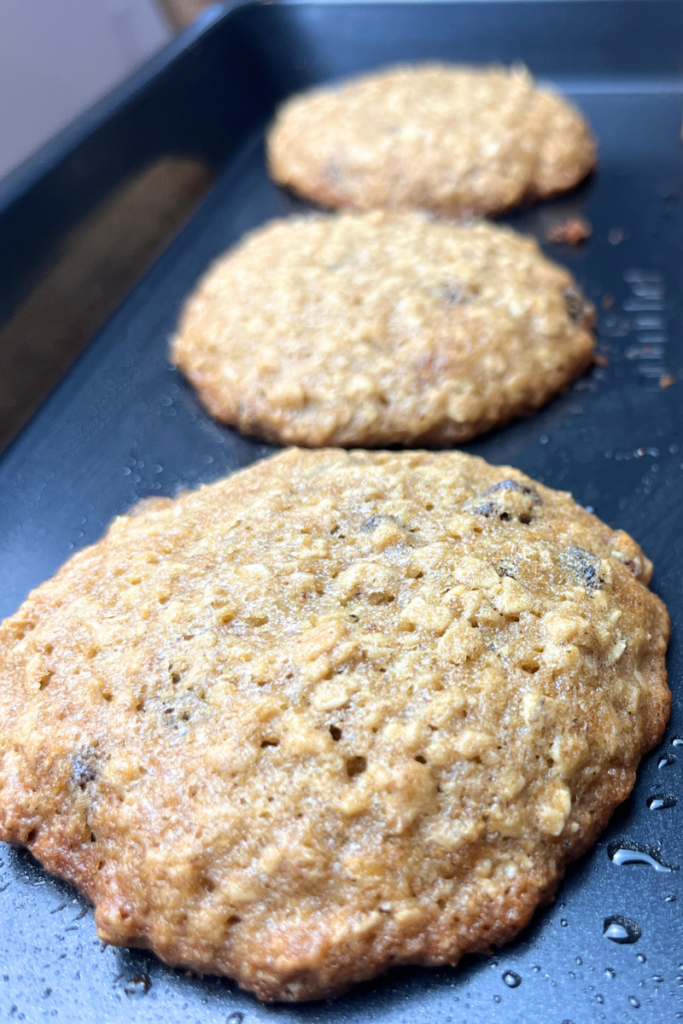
[636,953,647,963]
[629,995,641,1008]
[123,973,151,996]
[607,840,678,872]
[605,968,616,979]
[575,956,583,966]
[603,916,642,943]
[502,970,522,988]
[560,918,568,927]
[227,1015,244,1024]
[671,737,683,747]
[658,753,677,768]
[647,793,677,810]
[596,994,604,1003]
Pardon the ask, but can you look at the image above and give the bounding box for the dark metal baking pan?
[0,2,682,1021]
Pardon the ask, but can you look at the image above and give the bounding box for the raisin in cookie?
[0,449,669,1000]
[172,211,595,447]
[267,64,596,216]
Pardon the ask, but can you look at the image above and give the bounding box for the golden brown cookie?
[267,64,596,216]
[0,449,669,1001]
[171,211,595,447]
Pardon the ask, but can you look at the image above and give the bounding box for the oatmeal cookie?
[172,211,595,447]
[0,449,669,1000]
[267,64,596,216]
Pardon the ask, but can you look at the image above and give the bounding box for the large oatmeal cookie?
[0,449,669,1001]
[267,64,596,216]
[171,211,595,446]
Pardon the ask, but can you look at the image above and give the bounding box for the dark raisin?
[436,278,479,305]
[440,283,469,305]
[346,755,367,778]
[472,502,520,523]
[472,501,498,518]
[484,479,541,504]
[361,513,401,532]
[496,564,517,579]
[560,544,604,592]
[471,478,541,523]
[71,747,99,791]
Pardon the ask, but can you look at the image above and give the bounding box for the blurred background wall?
[159,0,213,30]
[0,0,177,182]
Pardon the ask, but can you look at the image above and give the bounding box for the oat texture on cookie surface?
[0,449,669,1001]
[172,212,595,447]
[267,64,596,216]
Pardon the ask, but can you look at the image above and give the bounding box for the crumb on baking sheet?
[547,216,592,245]
[659,374,676,388]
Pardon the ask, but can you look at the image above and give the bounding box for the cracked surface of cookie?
[267,64,596,216]
[172,212,595,447]
[0,449,669,1001]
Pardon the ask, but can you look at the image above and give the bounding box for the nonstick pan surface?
[0,3,682,1021]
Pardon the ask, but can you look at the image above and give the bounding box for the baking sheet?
[0,3,682,1021]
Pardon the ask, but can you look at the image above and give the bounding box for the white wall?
[0,0,173,182]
